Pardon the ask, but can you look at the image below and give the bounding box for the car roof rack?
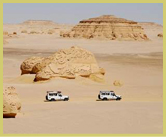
[47,91,53,93]
[47,91,57,93]
[100,91,114,93]
[47,91,62,93]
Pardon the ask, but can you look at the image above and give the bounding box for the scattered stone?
[157,33,163,37]
[21,30,28,33]
[29,30,40,34]
[13,32,17,35]
[113,80,123,87]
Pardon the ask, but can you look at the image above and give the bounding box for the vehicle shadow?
[43,100,67,102]
[96,99,117,101]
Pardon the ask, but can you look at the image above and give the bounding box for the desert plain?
[3,19,163,134]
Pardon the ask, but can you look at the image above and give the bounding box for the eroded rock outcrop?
[3,86,21,118]
[20,56,44,75]
[21,46,105,82]
[61,15,148,41]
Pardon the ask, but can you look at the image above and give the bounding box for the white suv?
[98,91,121,101]
[46,91,69,101]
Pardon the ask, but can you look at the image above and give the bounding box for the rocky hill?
[61,15,148,41]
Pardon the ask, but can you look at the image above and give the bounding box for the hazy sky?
[3,3,163,25]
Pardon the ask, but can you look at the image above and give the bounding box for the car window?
[49,93,53,96]
[111,93,115,96]
[58,94,62,97]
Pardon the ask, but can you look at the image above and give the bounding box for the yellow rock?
[20,46,105,82]
[113,80,123,87]
[157,33,163,37]
[3,86,21,118]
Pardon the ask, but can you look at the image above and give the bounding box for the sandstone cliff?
[61,15,148,41]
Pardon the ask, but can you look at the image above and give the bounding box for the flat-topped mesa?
[80,15,137,24]
[21,20,58,26]
[61,15,148,41]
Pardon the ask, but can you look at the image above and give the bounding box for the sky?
[3,3,163,25]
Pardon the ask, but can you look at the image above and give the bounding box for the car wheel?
[51,98,55,101]
[98,95,101,99]
[46,96,48,101]
[64,98,69,101]
[116,98,121,101]
[103,98,107,101]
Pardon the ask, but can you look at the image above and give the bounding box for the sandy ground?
[3,23,163,134]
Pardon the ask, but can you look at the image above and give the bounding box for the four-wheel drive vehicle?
[46,91,69,101]
[98,91,122,101]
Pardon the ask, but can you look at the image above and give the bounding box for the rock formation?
[138,22,163,40]
[158,33,163,37]
[3,31,10,45]
[22,20,58,26]
[20,46,105,82]
[29,30,40,34]
[3,31,8,35]
[3,86,21,118]
[13,32,17,35]
[113,80,123,87]
[21,30,28,33]
[47,29,55,34]
[61,15,148,41]
[3,31,18,37]
[20,56,44,75]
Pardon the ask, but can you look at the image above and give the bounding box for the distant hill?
[21,20,58,26]
[138,22,163,30]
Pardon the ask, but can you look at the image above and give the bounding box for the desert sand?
[3,20,163,134]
